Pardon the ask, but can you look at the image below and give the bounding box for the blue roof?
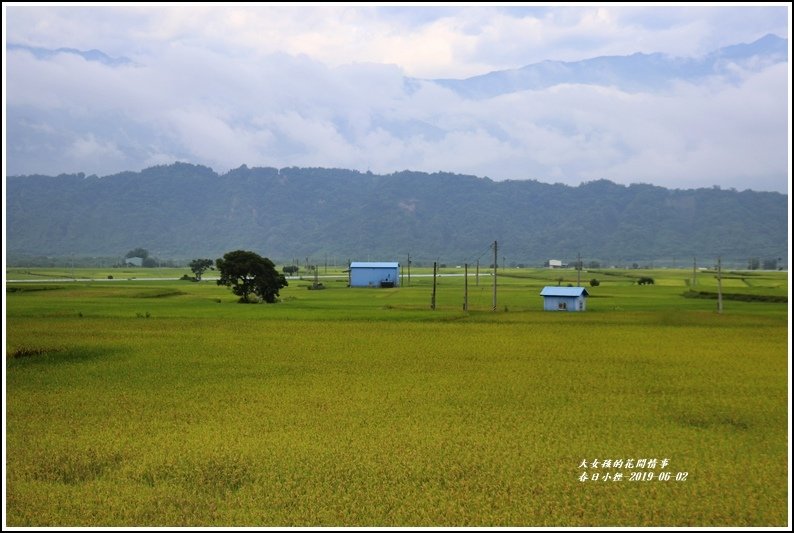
[350,262,400,269]
[540,286,589,297]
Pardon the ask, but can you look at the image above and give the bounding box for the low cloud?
[5,6,789,192]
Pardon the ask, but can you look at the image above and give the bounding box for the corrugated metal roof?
[350,262,400,269]
[540,286,589,297]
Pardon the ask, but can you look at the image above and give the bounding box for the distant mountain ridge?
[6,164,787,265]
[430,34,788,98]
[7,43,133,66]
[9,34,786,97]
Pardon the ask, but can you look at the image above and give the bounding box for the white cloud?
[4,5,789,192]
[68,133,123,161]
[8,5,787,78]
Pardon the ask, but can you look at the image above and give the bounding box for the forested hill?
[6,163,787,265]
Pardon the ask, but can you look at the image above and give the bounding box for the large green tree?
[125,247,149,259]
[189,258,214,280]
[216,250,287,303]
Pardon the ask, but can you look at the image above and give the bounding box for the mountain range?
[430,33,788,98]
[9,33,787,97]
[6,164,787,266]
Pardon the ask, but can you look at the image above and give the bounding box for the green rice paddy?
[5,267,789,526]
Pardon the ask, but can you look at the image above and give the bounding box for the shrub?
[682,290,787,303]
[589,278,600,287]
[11,346,54,358]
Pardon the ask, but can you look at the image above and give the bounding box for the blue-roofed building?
[349,262,400,288]
[540,286,589,311]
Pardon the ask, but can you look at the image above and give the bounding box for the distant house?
[349,262,400,288]
[546,259,567,269]
[124,257,143,267]
[540,286,589,311]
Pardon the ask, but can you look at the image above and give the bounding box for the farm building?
[540,286,589,311]
[545,259,567,269]
[349,262,400,288]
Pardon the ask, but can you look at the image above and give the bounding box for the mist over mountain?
[6,163,786,266]
[430,34,788,98]
[6,34,788,193]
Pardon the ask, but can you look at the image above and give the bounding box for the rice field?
[4,268,789,526]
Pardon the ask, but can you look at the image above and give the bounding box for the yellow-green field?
[5,268,789,526]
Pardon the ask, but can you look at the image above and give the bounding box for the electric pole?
[692,257,697,287]
[717,256,723,314]
[577,252,581,287]
[476,259,479,286]
[431,261,437,310]
[407,252,411,285]
[463,263,468,311]
[492,240,497,312]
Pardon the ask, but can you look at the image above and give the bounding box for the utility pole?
[577,252,581,287]
[492,240,497,312]
[463,263,468,312]
[692,257,697,287]
[717,256,723,314]
[407,252,411,286]
[476,260,479,286]
[431,261,437,310]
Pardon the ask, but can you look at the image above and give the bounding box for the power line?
[465,243,495,265]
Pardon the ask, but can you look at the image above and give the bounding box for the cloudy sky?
[3,3,791,192]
